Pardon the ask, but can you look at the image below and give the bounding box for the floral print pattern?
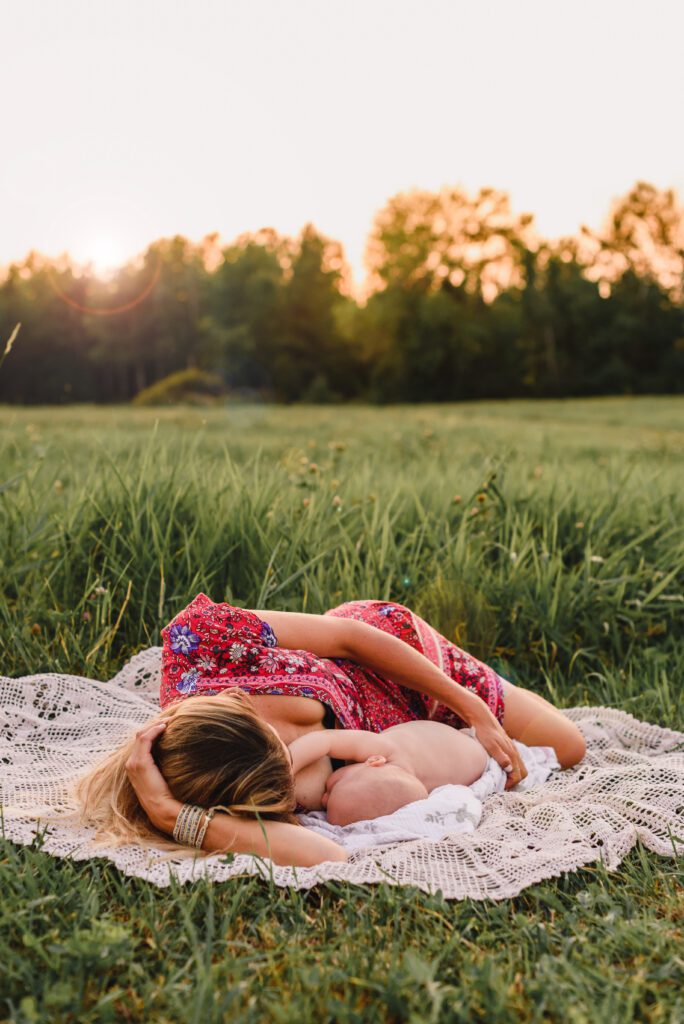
[160,593,506,732]
[176,668,199,695]
[168,624,200,655]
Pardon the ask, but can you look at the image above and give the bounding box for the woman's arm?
[125,724,348,867]
[254,610,486,724]
[289,729,394,773]
[165,801,347,867]
[254,609,526,786]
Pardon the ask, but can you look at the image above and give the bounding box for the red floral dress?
[160,593,505,731]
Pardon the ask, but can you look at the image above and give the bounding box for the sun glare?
[77,235,127,277]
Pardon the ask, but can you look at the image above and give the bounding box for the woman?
[104,594,586,866]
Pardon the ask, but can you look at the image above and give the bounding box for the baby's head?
[322,756,428,826]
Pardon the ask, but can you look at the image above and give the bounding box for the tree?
[275,225,358,402]
[365,186,536,301]
[581,181,684,301]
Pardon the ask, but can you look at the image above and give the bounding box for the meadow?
[1,396,683,1023]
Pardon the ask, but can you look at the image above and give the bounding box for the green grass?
[1,396,683,1023]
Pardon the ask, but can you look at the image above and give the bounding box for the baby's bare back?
[384,721,488,791]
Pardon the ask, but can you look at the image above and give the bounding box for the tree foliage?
[0,182,682,404]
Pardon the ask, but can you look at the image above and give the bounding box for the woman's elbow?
[326,844,349,864]
[303,840,348,867]
[270,830,349,868]
[341,619,375,660]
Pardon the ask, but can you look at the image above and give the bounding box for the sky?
[2,0,683,287]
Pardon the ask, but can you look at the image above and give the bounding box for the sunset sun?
[76,234,127,276]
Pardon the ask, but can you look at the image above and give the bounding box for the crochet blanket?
[1,648,683,900]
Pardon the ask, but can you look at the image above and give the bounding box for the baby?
[289,721,489,826]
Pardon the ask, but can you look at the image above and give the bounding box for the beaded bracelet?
[194,807,217,849]
[173,803,204,846]
[173,804,221,848]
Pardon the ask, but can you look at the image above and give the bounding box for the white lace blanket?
[1,648,683,900]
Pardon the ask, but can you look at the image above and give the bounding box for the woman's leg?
[500,680,586,769]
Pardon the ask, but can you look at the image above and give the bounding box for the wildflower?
[168,623,201,655]
[53,480,64,493]
[302,498,310,508]
[589,555,605,564]
[477,493,487,503]
[575,521,585,529]
[30,623,41,636]
[329,441,347,452]
[510,551,518,563]
[533,466,543,479]
[332,495,342,508]
[470,507,479,516]
[368,493,377,503]
[452,495,462,504]
[308,462,319,474]
[94,586,108,595]
[82,610,92,622]
[331,478,340,489]
[307,439,317,449]
[299,456,309,465]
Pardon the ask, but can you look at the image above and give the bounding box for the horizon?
[2,0,683,288]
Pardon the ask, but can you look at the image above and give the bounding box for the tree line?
[1,181,682,404]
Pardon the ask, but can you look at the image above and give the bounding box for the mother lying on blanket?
[77,594,586,866]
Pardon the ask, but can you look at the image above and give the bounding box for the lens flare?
[45,194,161,316]
[47,252,161,316]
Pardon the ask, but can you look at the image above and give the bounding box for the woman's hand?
[124,722,180,833]
[469,707,527,790]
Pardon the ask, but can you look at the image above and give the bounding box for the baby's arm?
[289,730,395,774]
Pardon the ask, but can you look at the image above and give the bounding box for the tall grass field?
[1,397,683,1023]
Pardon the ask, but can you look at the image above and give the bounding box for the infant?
[289,720,489,826]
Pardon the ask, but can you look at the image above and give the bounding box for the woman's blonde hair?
[73,690,297,855]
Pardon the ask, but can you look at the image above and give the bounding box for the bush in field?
[132,368,225,406]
